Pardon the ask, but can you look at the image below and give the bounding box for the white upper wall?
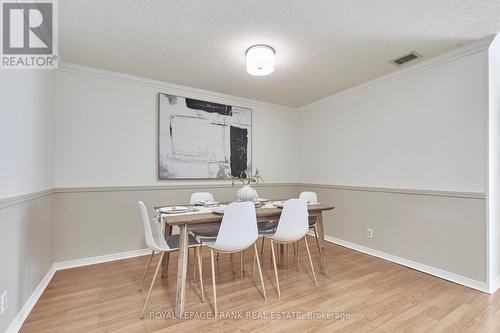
[54,65,299,187]
[487,35,500,287]
[298,47,488,193]
[0,71,54,199]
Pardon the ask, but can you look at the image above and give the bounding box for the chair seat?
[190,227,219,239]
[258,221,278,231]
[258,230,276,237]
[165,233,199,250]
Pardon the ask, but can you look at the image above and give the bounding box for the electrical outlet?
[0,291,7,315]
[367,228,373,239]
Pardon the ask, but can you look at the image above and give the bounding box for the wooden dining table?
[158,202,335,317]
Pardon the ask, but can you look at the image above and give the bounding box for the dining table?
[156,200,335,317]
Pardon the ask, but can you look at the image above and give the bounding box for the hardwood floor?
[21,237,500,332]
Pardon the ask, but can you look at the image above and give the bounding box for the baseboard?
[320,234,490,293]
[6,264,56,333]
[54,248,151,270]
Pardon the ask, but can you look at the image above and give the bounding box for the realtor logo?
[1,0,58,69]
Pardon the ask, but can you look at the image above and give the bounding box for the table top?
[157,202,335,226]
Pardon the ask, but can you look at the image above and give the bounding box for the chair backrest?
[190,192,215,204]
[138,201,168,252]
[299,191,318,204]
[212,201,258,252]
[272,199,309,242]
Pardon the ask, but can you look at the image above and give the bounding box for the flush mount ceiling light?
[246,45,275,76]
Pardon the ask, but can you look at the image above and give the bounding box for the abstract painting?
[158,93,252,179]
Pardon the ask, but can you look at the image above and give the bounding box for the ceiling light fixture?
[246,45,275,76]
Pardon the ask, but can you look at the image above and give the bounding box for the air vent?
[391,52,421,66]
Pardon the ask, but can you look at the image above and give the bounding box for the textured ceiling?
[60,0,500,107]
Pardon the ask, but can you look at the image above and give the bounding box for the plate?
[273,202,284,208]
[194,200,220,206]
[212,208,225,215]
[159,206,189,214]
[257,198,270,203]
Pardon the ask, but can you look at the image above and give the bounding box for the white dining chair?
[299,191,325,270]
[189,192,220,239]
[262,198,317,297]
[137,201,204,319]
[202,201,267,315]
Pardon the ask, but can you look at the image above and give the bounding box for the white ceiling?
[60,0,500,107]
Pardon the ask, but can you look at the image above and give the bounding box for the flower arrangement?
[228,168,264,187]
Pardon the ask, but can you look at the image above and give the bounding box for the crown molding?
[299,35,497,111]
[57,62,296,114]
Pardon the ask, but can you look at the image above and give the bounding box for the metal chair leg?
[140,252,165,319]
[138,251,155,291]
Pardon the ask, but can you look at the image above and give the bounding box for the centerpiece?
[229,169,263,202]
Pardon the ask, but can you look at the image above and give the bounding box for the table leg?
[316,213,327,274]
[175,224,189,317]
[162,224,173,277]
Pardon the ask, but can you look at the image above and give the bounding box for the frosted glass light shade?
[246,45,275,76]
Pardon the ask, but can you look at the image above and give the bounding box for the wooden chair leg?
[260,237,265,255]
[210,249,217,316]
[276,242,280,267]
[252,247,256,276]
[286,244,290,268]
[296,241,300,272]
[193,247,197,282]
[196,246,205,302]
[304,236,318,286]
[240,251,244,279]
[270,240,281,298]
[139,251,155,291]
[140,252,165,319]
[313,225,325,274]
[253,243,267,300]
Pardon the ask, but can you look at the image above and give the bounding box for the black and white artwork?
[158,93,252,179]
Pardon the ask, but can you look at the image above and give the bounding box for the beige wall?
[0,194,54,332]
[54,184,298,261]
[300,184,487,283]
